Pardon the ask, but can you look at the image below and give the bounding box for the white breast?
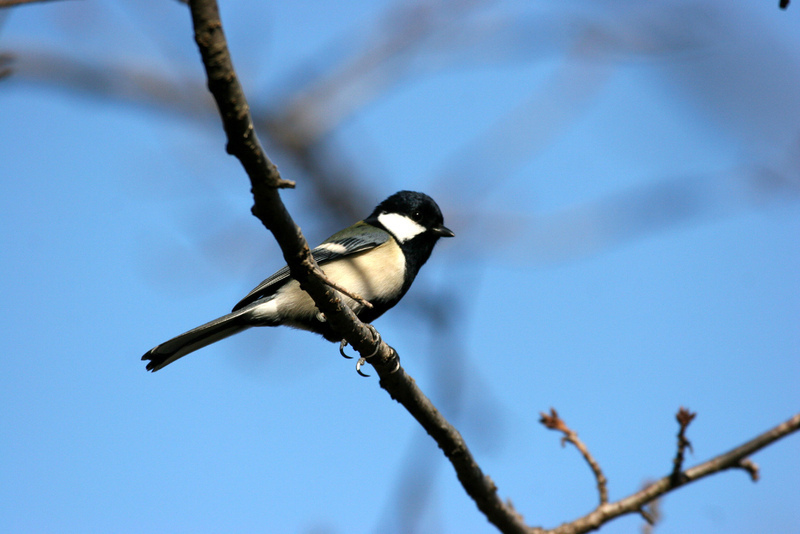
[319,240,406,304]
[256,241,406,326]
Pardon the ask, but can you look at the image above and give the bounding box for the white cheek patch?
[317,242,348,254]
[378,212,426,243]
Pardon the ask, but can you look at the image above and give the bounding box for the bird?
[142,191,454,372]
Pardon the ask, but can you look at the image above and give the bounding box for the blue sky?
[2,1,799,533]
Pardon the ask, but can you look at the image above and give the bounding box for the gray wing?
[231,222,390,311]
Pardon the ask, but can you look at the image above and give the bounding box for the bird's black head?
[366,190,454,244]
[365,191,454,294]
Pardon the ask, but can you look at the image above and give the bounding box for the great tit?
[142,190,454,371]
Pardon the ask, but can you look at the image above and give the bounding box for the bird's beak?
[432,225,455,238]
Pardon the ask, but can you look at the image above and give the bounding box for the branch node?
[736,458,760,482]
[539,407,569,433]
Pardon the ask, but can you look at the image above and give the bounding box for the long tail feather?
[142,307,255,372]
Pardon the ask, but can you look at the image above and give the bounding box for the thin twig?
[670,407,696,485]
[317,271,373,309]
[540,408,609,505]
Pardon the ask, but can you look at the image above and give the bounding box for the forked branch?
[543,412,800,534]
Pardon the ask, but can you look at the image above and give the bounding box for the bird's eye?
[412,210,422,221]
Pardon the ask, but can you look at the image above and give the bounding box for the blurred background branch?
[0,0,72,8]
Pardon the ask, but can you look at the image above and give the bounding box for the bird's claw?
[342,326,382,376]
[356,357,370,377]
[339,339,354,359]
[340,340,374,376]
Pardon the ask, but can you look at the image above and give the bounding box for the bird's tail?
[142,306,255,372]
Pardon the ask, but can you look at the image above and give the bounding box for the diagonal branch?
[185,1,529,533]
